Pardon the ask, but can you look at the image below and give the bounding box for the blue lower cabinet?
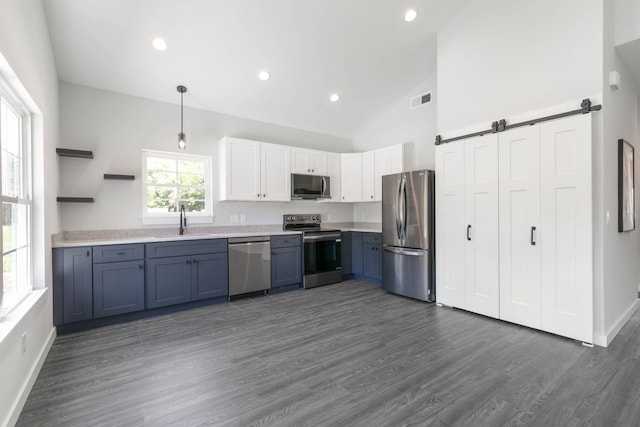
[93,260,145,318]
[351,232,363,276]
[271,246,302,288]
[363,242,382,281]
[146,256,192,308]
[191,253,228,301]
[54,247,93,324]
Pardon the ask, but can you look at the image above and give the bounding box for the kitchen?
[3,0,640,425]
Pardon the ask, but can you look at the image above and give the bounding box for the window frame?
[141,149,213,225]
[0,78,33,314]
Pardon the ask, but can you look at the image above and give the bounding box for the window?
[0,87,32,313]
[142,150,212,224]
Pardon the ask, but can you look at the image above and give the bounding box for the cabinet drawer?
[271,234,301,249]
[93,244,144,263]
[146,239,227,258]
[363,233,382,244]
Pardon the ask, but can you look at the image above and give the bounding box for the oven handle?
[303,234,342,242]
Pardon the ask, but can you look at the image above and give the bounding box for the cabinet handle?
[193,259,198,264]
[139,263,144,269]
[263,193,266,198]
[370,195,373,199]
[531,226,536,246]
[312,169,314,172]
[467,225,471,241]
[186,259,191,265]
[117,251,125,255]
[86,250,90,257]
[257,193,260,198]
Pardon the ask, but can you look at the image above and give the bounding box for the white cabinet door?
[540,114,593,343]
[435,141,466,309]
[362,151,375,201]
[309,151,328,175]
[374,147,391,202]
[341,153,363,202]
[219,137,260,201]
[499,126,541,329]
[464,134,499,318]
[290,148,327,175]
[327,152,341,201]
[261,143,291,201]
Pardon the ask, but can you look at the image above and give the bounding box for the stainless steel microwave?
[291,174,331,199]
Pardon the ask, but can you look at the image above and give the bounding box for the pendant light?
[177,85,187,150]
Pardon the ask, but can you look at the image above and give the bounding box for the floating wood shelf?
[56,148,94,159]
[104,174,135,180]
[56,197,95,203]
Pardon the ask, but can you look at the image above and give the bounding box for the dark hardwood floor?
[17,281,640,426]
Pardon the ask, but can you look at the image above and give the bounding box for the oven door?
[303,233,342,288]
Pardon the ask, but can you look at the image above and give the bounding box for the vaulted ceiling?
[43,0,471,138]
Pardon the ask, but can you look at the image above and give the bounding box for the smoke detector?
[410,92,432,110]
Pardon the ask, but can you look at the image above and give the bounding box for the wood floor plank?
[16,281,640,426]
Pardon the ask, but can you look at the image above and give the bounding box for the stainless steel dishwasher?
[228,236,271,297]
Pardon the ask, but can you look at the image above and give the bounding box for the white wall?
[351,41,438,223]
[59,82,354,230]
[437,0,603,136]
[0,0,59,425]
[599,0,640,345]
[614,0,640,46]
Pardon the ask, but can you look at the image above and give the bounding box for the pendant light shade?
[177,85,187,150]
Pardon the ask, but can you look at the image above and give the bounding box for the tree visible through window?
[142,150,211,220]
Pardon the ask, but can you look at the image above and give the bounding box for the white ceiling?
[43,0,471,138]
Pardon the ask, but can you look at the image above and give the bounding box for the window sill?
[0,288,48,352]
[142,215,215,226]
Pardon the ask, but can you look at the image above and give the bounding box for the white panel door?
[341,153,363,202]
[223,137,261,201]
[540,114,593,343]
[435,141,465,308]
[498,126,541,329]
[464,134,499,318]
[260,142,291,201]
[362,151,376,201]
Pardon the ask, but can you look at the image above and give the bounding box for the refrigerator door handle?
[402,176,408,240]
[396,177,403,240]
[383,246,425,257]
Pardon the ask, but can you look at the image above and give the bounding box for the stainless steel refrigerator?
[382,170,435,302]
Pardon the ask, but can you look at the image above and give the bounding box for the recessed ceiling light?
[405,9,417,22]
[152,37,168,51]
[329,93,340,102]
[258,71,270,81]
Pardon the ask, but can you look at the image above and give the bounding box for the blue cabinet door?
[146,256,191,308]
[341,232,352,276]
[93,260,145,318]
[271,246,302,288]
[61,247,93,323]
[363,243,382,281]
[191,253,228,301]
[351,232,363,276]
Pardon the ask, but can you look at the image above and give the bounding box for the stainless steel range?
[283,214,342,289]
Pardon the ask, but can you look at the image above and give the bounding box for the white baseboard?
[593,299,640,347]
[5,326,56,427]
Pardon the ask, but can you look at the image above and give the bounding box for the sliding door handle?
[531,226,536,245]
[467,225,471,241]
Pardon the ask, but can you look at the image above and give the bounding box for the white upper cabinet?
[362,151,375,201]
[218,137,290,202]
[291,147,328,175]
[373,143,415,201]
[260,142,291,201]
[326,152,341,202]
[341,152,363,202]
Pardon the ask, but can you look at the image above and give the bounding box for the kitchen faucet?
[179,204,187,235]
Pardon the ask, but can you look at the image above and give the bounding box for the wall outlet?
[240,214,246,224]
[230,214,239,224]
[21,333,27,356]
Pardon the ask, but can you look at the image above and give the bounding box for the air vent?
[410,92,432,109]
